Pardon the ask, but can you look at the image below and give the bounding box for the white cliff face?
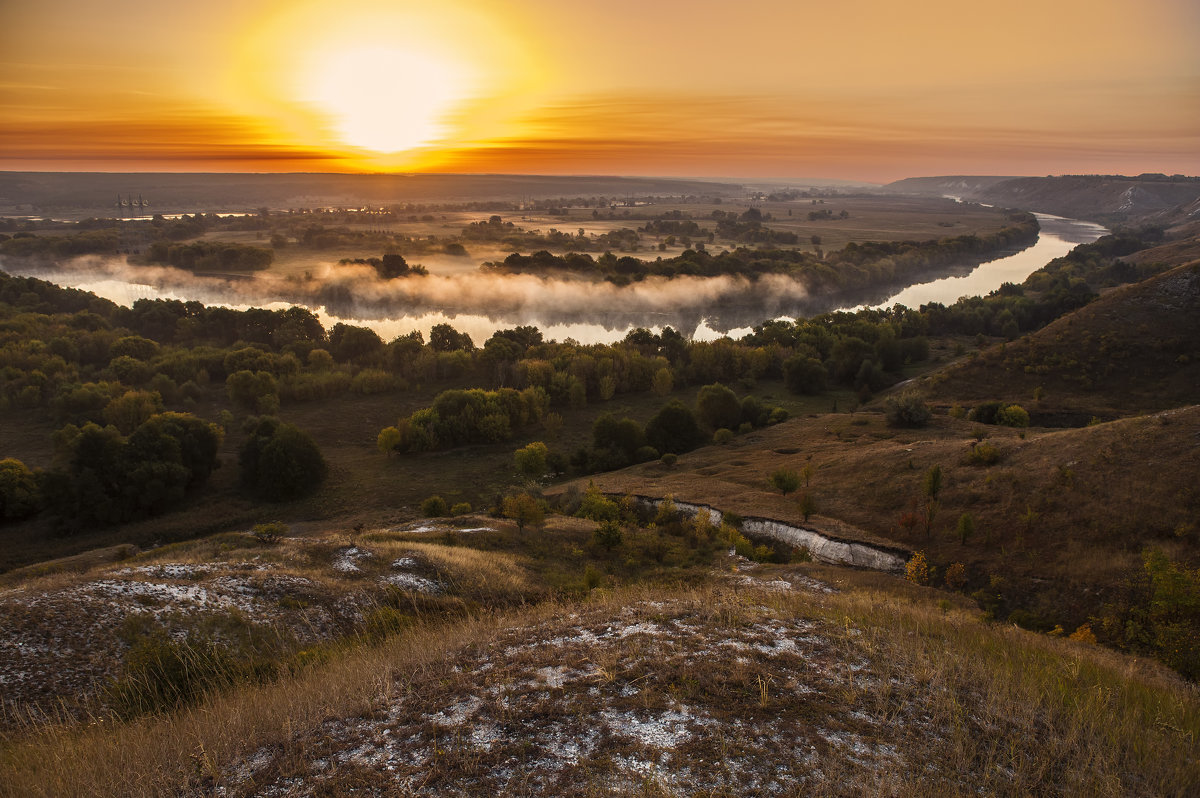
[630,496,908,574]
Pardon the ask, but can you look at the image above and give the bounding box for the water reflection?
[1,213,1106,344]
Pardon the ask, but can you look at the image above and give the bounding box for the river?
[0,213,1107,345]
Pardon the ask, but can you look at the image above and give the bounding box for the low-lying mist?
[3,255,834,339]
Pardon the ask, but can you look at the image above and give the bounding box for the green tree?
[782,355,827,395]
[650,367,674,397]
[0,458,41,521]
[695,383,741,431]
[514,441,550,479]
[923,465,943,537]
[956,512,975,545]
[502,493,544,532]
[421,495,449,516]
[644,400,705,455]
[885,392,932,428]
[799,492,817,522]
[593,519,623,550]
[102,390,164,434]
[377,426,402,456]
[770,468,801,496]
[239,417,326,501]
[997,404,1030,427]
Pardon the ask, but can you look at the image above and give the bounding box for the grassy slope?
[574,405,1200,628]
[2,571,1195,797]
[923,261,1200,418]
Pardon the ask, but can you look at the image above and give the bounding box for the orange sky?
[2,0,1197,181]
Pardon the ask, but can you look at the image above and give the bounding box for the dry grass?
[574,404,1200,630]
[3,572,1196,797]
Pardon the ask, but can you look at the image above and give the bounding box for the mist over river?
[1,213,1106,345]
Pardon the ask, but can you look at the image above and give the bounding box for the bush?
[713,428,734,445]
[905,551,930,585]
[450,501,472,516]
[660,452,678,467]
[885,392,932,428]
[944,561,968,590]
[997,404,1030,427]
[769,468,800,495]
[252,521,287,544]
[421,495,449,517]
[965,442,1001,466]
[593,520,623,550]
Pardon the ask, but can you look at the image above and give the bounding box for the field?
[195,195,1015,279]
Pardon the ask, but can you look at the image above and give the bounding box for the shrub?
[421,495,449,517]
[660,452,678,467]
[885,392,932,428]
[593,520,623,550]
[945,561,968,590]
[252,521,287,544]
[450,502,472,516]
[798,492,816,522]
[997,404,1030,427]
[713,428,734,445]
[769,468,800,496]
[577,482,619,522]
[956,512,975,545]
[768,407,789,424]
[905,551,930,585]
[965,441,1001,466]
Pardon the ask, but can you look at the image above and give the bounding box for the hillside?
[924,260,1200,418]
[2,572,1195,797]
[885,174,1200,226]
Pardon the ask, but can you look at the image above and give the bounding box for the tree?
[502,493,544,532]
[593,520,623,550]
[328,323,384,364]
[377,426,402,456]
[923,465,943,537]
[103,390,164,434]
[239,417,326,501]
[429,323,474,352]
[997,404,1030,427]
[885,392,932,428]
[0,458,41,521]
[783,355,826,395]
[644,400,705,455]
[421,495,448,517]
[695,383,741,431]
[798,492,817,522]
[650,367,674,397]
[226,370,277,412]
[514,441,550,479]
[770,468,800,496]
[956,512,975,545]
[905,551,930,585]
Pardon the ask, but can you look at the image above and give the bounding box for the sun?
[299,44,472,154]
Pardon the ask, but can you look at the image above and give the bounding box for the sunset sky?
[2,0,1197,181]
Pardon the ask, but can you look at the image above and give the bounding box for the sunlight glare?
[300,45,471,153]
